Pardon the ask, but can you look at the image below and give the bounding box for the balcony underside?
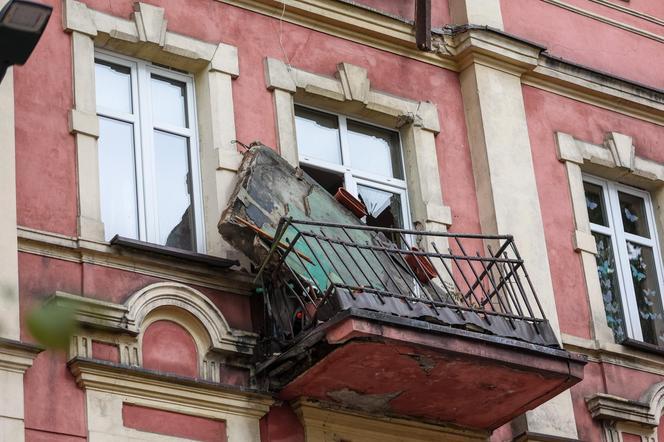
[261,309,585,431]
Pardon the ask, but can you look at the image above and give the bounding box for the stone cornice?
[69,358,273,418]
[586,393,656,427]
[0,338,43,374]
[223,0,664,127]
[451,27,542,75]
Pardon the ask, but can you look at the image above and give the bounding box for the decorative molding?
[126,282,257,354]
[562,333,664,378]
[292,399,488,442]
[587,0,664,28]
[62,0,241,258]
[263,57,449,220]
[453,28,541,76]
[584,382,664,442]
[555,130,664,344]
[217,0,457,71]
[223,0,664,132]
[524,59,664,128]
[586,393,655,426]
[0,338,43,374]
[132,2,167,46]
[69,358,272,441]
[17,226,255,295]
[265,58,441,133]
[69,358,272,416]
[47,284,257,353]
[541,0,664,45]
[555,131,664,183]
[49,291,129,332]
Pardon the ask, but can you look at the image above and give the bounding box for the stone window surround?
[585,380,664,442]
[63,0,242,258]
[263,57,452,241]
[556,131,664,347]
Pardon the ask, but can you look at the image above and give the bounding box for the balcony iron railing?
[255,218,558,347]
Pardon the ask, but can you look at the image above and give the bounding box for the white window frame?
[585,174,664,343]
[95,50,206,252]
[295,104,412,229]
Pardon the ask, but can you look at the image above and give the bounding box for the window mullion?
[185,78,205,253]
[127,61,147,243]
[137,62,159,244]
[338,115,351,169]
[608,183,643,341]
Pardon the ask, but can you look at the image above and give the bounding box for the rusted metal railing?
[256,218,554,346]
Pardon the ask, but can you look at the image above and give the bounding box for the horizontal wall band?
[17,227,254,296]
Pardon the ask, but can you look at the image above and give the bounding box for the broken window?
[294,105,409,230]
[94,52,205,252]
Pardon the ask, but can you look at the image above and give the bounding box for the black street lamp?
[0,0,52,82]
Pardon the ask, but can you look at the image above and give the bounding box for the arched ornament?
[124,282,255,355]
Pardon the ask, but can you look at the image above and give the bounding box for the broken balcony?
[219,146,585,431]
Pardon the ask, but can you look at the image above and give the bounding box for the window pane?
[153,131,195,251]
[295,107,342,164]
[627,242,664,346]
[584,182,608,226]
[301,164,344,196]
[95,60,132,114]
[151,75,188,128]
[357,184,404,229]
[347,120,402,179]
[619,191,650,238]
[98,117,138,240]
[592,232,627,342]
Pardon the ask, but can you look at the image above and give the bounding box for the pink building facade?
[2,0,664,441]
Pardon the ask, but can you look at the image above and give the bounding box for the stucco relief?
[50,281,256,383]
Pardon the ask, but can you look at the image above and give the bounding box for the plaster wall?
[501,0,664,90]
[524,84,664,440]
[523,85,664,340]
[348,0,451,26]
[21,0,480,240]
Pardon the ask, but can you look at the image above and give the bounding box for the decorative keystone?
[336,62,370,104]
[604,132,635,172]
[133,2,167,46]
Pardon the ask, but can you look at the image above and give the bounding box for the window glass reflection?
[98,117,139,240]
[619,192,650,238]
[584,182,608,227]
[592,232,627,342]
[151,75,188,128]
[627,242,664,345]
[295,107,342,165]
[95,61,132,114]
[347,120,402,179]
[153,131,195,250]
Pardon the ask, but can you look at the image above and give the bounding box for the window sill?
[619,338,664,357]
[110,235,239,269]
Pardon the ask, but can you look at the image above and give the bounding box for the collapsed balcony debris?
[218,146,585,429]
[219,145,557,347]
